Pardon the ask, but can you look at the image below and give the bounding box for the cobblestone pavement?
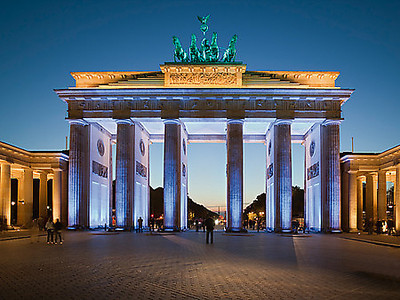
[0,231,400,299]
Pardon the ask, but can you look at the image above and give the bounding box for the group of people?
[366,218,396,235]
[45,218,63,244]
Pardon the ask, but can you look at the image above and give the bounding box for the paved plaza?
[0,231,400,299]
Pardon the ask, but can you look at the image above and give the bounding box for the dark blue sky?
[1,1,399,206]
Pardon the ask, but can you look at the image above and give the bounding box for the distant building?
[0,141,68,227]
[341,145,400,232]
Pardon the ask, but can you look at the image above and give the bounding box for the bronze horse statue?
[172,36,189,62]
[222,34,238,63]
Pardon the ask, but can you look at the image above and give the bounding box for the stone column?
[17,175,24,225]
[68,119,89,227]
[395,165,400,232]
[348,171,358,232]
[0,163,11,226]
[52,169,63,222]
[357,178,364,230]
[115,119,135,229]
[322,120,341,232]
[226,119,244,232]
[39,172,48,218]
[61,169,68,226]
[163,119,181,231]
[365,174,376,225]
[377,170,387,220]
[23,169,33,226]
[274,120,292,232]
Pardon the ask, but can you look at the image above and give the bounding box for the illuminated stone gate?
[55,64,353,232]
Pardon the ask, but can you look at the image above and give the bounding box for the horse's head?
[191,34,197,45]
[172,36,180,48]
[211,32,218,44]
[231,35,238,45]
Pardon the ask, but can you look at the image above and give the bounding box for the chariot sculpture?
[172,15,238,63]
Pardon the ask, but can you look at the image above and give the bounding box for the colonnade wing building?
[55,63,353,232]
[341,145,400,232]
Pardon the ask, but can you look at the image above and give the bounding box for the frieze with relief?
[169,72,237,86]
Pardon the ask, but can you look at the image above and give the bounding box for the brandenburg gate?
[55,17,353,232]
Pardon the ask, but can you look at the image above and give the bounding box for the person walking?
[367,218,373,235]
[54,219,63,245]
[45,218,55,244]
[205,217,215,244]
[138,217,143,233]
[149,215,155,232]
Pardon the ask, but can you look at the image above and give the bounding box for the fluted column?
[68,119,89,227]
[39,172,48,218]
[163,119,181,231]
[274,120,292,232]
[52,169,62,222]
[23,169,33,226]
[115,119,135,229]
[377,170,387,220]
[0,163,11,226]
[226,119,244,232]
[323,120,341,232]
[395,165,400,231]
[357,178,364,230]
[348,171,358,232]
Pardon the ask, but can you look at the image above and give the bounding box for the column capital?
[116,119,134,125]
[227,119,244,125]
[322,119,341,126]
[163,119,181,125]
[274,119,293,126]
[69,119,88,126]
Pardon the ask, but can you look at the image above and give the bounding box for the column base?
[225,227,247,233]
[163,227,181,232]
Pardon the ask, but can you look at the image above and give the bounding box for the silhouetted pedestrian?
[54,219,63,244]
[367,218,373,235]
[376,219,383,235]
[205,217,215,244]
[195,219,199,232]
[138,217,143,232]
[150,215,155,232]
[45,218,54,244]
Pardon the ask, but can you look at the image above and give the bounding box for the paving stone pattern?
[0,231,400,299]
